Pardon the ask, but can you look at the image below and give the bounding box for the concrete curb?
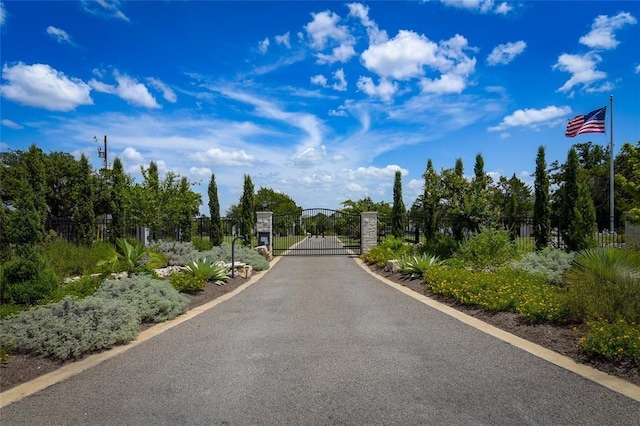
[355,258,640,403]
[1,256,284,408]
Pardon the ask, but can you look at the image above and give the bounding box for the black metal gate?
[272,208,361,256]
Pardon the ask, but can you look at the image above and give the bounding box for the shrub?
[184,257,228,285]
[2,251,60,305]
[201,243,270,271]
[419,234,458,259]
[170,272,208,294]
[362,237,414,266]
[97,238,167,275]
[423,266,569,324]
[510,248,576,286]
[191,237,213,252]
[398,253,441,279]
[578,319,640,361]
[95,275,188,323]
[0,296,139,361]
[565,248,640,323]
[455,228,518,269]
[154,240,199,266]
[39,239,104,278]
[49,275,103,302]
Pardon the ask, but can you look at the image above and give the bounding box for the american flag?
[565,106,607,138]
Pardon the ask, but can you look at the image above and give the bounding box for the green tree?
[441,158,469,242]
[422,159,441,240]
[533,146,551,250]
[239,174,255,241]
[71,154,95,246]
[615,141,640,223]
[208,173,223,246]
[255,187,301,236]
[561,148,597,251]
[109,157,129,242]
[391,170,405,238]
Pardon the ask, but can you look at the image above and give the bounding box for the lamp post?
[93,135,107,170]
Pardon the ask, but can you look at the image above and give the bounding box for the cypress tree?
[239,174,255,243]
[561,148,597,251]
[72,154,95,246]
[109,157,128,242]
[391,170,406,238]
[533,146,551,250]
[422,159,441,240]
[208,173,223,246]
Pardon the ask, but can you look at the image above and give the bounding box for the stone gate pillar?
[361,211,377,255]
[256,211,273,253]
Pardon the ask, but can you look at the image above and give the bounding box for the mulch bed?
[2,264,639,392]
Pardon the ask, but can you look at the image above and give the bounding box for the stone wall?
[361,212,378,255]
[256,212,273,252]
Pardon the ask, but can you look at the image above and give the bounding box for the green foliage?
[0,296,139,361]
[391,170,406,238]
[38,239,105,278]
[362,237,414,266]
[422,159,442,240]
[420,233,458,259]
[170,273,208,294]
[239,174,255,243]
[49,275,103,302]
[97,238,167,275]
[533,146,551,250]
[398,253,440,279]
[2,251,60,305]
[184,257,229,284]
[192,237,213,252]
[454,228,518,269]
[108,157,129,242]
[565,248,640,323]
[71,154,95,246]
[201,243,270,271]
[578,319,640,361]
[510,248,576,286]
[423,266,569,324]
[95,275,188,323]
[209,173,224,246]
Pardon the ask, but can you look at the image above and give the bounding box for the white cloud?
[305,10,350,50]
[292,145,327,166]
[494,2,512,15]
[46,26,75,45]
[347,2,388,45]
[487,40,526,66]
[579,11,637,50]
[191,148,255,167]
[488,105,571,132]
[90,72,160,108]
[332,69,347,91]
[356,77,397,102]
[275,32,291,48]
[121,146,144,163]
[81,0,129,21]
[636,64,640,73]
[189,167,213,180]
[440,0,507,14]
[1,118,23,129]
[147,77,177,103]
[310,74,328,87]
[258,37,270,54]
[420,73,466,94]
[553,52,607,93]
[316,43,356,64]
[0,62,93,111]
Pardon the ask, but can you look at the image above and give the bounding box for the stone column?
[256,211,273,253]
[361,211,378,255]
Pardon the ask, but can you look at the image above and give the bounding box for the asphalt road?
[2,255,639,425]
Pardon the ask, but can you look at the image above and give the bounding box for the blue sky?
[1,1,639,215]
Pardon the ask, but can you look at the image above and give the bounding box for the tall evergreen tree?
[473,153,487,190]
[239,174,255,242]
[71,154,95,246]
[208,173,223,246]
[533,146,551,250]
[177,177,195,241]
[109,157,128,242]
[560,148,596,251]
[422,159,441,240]
[391,170,406,238]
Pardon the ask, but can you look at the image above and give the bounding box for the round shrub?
[2,252,60,305]
[170,272,208,294]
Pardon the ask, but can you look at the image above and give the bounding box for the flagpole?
[609,94,614,234]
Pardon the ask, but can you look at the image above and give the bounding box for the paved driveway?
[2,255,639,425]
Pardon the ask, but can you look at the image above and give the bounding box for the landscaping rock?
[384,260,402,274]
[254,245,273,261]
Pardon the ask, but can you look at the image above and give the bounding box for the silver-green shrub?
[201,243,270,271]
[510,248,576,285]
[153,240,199,266]
[95,275,188,323]
[0,296,139,361]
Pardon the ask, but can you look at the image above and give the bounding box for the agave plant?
[184,257,229,285]
[97,238,168,276]
[398,253,441,279]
